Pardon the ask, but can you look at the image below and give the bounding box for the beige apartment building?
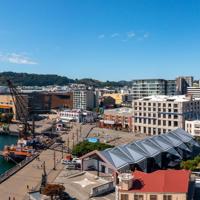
[185,120,200,137]
[132,95,200,135]
[117,170,192,200]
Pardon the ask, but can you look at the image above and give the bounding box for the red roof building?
[117,170,192,200]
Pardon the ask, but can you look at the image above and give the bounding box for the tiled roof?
[127,170,190,193]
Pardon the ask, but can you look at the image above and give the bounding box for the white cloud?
[0,53,37,65]
[127,31,136,38]
[98,34,105,39]
[111,33,120,38]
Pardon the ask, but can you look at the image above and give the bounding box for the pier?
[0,153,39,184]
[0,149,64,199]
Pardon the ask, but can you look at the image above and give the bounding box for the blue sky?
[0,0,200,81]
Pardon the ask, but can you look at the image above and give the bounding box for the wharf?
[0,149,64,200]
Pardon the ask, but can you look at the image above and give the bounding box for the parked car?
[61,159,72,165]
[65,164,76,170]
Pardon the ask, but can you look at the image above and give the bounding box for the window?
[150,195,157,200]
[163,195,172,200]
[134,195,144,200]
[121,194,128,200]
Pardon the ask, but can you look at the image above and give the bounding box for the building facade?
[117,170,192,200]
[73,90,96,110]
[99,108,133,132]
[132,95,200,135]
[59,109,96,123]
[0,94,29,121]
[185,120,200,137]
[131,79,176,100]
[176,76,193,95]
[187,87,200,98]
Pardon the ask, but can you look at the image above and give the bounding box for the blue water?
[0,135,18,174]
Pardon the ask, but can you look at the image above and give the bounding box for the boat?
[2,138,35,163]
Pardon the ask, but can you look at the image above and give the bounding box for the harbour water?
[0,135,18,174]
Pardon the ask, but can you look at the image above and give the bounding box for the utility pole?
[62,143,64,159]
[67,137,69,153]
[72,132,75,149]
[53,150,56,170]
[76,129,79,143]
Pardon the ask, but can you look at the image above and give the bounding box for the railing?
[0,153,39,184]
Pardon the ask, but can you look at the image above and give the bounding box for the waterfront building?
[132,95,200,135]
[0,94,29,121]
[117,170,193,200]
[99,107,133,132]
[80,128,200,175]
[185,120,200,137]
[73,89,96,110]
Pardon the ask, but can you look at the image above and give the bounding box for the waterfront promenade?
[0,149,64,200]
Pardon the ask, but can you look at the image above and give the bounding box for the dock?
[0,149,64,199]
[0,153,39,184]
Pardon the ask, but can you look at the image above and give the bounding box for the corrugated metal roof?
[100,128,199,170]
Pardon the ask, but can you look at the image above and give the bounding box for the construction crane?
[6,80,33,138]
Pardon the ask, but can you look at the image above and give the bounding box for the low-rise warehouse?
[80,128,200,176]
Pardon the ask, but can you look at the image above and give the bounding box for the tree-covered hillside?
[0,71,132,87]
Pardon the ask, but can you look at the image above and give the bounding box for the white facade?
[59,109,96,123]
[133,95,200,135]
[73,90,95,110]
[185,120,200,137]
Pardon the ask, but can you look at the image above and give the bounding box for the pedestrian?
[8,197,11,200]
[27,185,29,190]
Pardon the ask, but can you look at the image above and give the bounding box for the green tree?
[72,141,113,157]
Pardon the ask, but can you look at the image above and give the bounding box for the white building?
[185,120,200,137]
[132,95,200,135]
[73,89,96,110]
[59,109,97,123]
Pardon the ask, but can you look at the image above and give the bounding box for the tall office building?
[176,76,193,95]
[73,89,96,110]
[131,79,176,100]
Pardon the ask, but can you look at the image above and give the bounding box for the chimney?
[118,173,133,191]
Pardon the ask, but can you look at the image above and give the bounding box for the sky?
[0,0,200,81]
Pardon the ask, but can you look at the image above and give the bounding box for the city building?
[103,93,127,105]
[47,92,73,109]
[132,95,200,135]
[99,107,133,132]
[99,96,116,109]
[176,76,193,95]
[187,87,200,98]
[59,109,97,123]
[80,128,200,175]
[0,94,29,121]
[185,120,200,137]
[117,170,193,200]
[73,89,96,110]
[131,79,176,100]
